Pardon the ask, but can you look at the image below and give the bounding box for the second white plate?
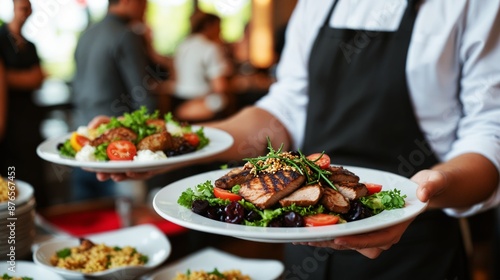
[36,127,233,172]
[153,166,427,243]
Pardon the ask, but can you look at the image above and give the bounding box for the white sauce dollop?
[133,150,167,162]
[75,145,98,162]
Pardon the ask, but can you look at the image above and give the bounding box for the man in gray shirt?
[71,0,164,201]
[72,0,160,128]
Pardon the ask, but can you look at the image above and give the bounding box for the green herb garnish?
[243,138,336,190]
[56,248,71,259]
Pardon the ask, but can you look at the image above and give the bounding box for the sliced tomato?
[304,214,339,227]
[365,183,383,195]
[106,140,137,161]
[70,132,90,152]
[213,187,242,202]
[184,132,200,147]
[306,153,331,169]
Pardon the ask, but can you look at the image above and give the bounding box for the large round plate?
[153,166,428,243]
[36,127,233,172]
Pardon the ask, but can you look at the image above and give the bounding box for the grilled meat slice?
[238,170,305,209]
[327,166,360,184]
[279,184,323,207]
[338,182,368,200]
[90,127,137,146]
[137,131,172,152]
[320,187,350,214]
[215,167,254,190]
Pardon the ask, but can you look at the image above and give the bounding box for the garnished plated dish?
[57,107,209,162]
[50,238,148,273]
[178,143,406,227]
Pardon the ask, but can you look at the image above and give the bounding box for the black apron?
[284,1,470,279]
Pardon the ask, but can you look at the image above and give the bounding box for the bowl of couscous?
[33,224,171,279]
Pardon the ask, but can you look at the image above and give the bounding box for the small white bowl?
[0,260,64,280]
[33,224,171,279]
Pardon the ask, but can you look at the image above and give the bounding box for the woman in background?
[170,11,231,122]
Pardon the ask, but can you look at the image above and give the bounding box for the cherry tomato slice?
[106,140,137,161]
[213,187,242,202]
[70,132,90,152]
[365,183,383,195]
[306,153,331,169]
[303,214,339,227]
[184,132,200,147]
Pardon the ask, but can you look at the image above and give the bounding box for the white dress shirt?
[256,0,500,217]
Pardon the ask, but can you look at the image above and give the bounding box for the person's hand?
[95,170,158,182]
[295,218,414,259]
[296,169,448,259]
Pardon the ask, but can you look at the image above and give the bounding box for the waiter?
[95,1,500,279]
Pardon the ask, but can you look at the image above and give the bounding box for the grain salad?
[173,269,251,280]
[50,238,148,273]
[0,177,16,203]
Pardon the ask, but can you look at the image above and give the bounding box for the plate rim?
[153,166,428,242]
[36,126,233,172]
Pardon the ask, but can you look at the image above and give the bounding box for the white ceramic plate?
[36,127,233,172]
[142,247,284,280]
[33,224,171,280]
[0,260,65,280]
[153,166,427,243]
[0,179,34,210]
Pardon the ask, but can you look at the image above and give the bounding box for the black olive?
[191,200,209,215]
[283,211,305,227]
[224,201,245,224]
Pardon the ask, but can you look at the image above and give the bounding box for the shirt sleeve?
[256,0,313,150]
[443,1,500,217]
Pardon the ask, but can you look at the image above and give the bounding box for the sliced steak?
[90,127,137,146]
[320,187,350,214]
[214,167,254,190]
[137,131,172,152]
[279,184,323,207]
[327,166,360,184]
[337,182,368,200]
[238,170,305,209]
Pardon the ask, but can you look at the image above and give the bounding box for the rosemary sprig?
[242,139,337,190]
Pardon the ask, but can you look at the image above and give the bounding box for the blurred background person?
[170,10,232,122]
[0,59,6,141]
[0,0,47,207]
[70,0,166,202]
